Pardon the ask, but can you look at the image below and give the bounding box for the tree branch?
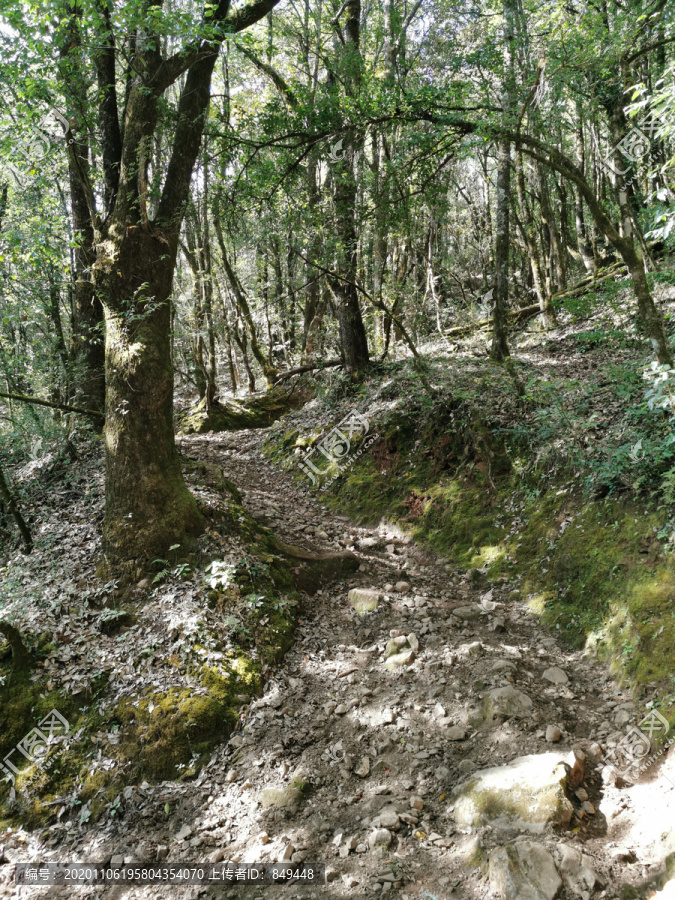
[0,392,104,421]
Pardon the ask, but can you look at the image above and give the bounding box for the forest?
[0,0,674,896]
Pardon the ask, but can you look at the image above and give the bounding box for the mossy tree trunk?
[99,229,204,568]
[0,622,32,674]
[57,0,283,572]
[57,8,105,415]
[0,463,32,553]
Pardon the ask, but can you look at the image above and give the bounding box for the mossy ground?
[0,462,301,828]
[264,359,675,726]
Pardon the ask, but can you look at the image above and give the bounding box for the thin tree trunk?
[57,9,105,414]
[0,463,32,553]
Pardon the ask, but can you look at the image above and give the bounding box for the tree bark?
[0,463,32,553]
[61,0,284,571]
[490,0,515,361]
[327,0,370,378]
[57,8,105,414]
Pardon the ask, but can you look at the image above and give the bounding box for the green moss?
[0,453,309,831]
[177,391,300,435]
[619,886,641,900]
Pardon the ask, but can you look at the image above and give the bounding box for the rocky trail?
[2,427,674,900]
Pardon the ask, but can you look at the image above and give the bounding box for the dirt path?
[3,428,674,900]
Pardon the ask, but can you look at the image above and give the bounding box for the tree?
[53,0,284,573]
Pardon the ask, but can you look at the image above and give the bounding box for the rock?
[453,605,483,621]
[410,796,424,811]
[156,846,169,861]
[465,641,483,657]
[492,659,516,672]
[567,746,586,789]
[259,832,269,845]
[491,617,507,632]
[358,537,379,550]
[445,725,466,741]
[260,778,305,810]
[334,704,348,715]
[457,758,477,775]
[395,581,411,593]
[368,828,393,850]
[342,874,359,888]
[485,686,533,719]
[489,841,562,900]
[556,844,601,897]
[451,753,573,834]
[542,666,569,685]
[374,808,400,830]
[278,844,295,863]
[175,825,192,841]
[340,836,359,857]
[355,756,371,778]
[325,868,339,883]
[348,588,381,613]
[435,765,450,780]
[381,708,396,725]
[384,635,410,657]
[615,709,632,727]
[433,702,446,718]
[407,633,420,651]
[587,743,604,764]
[385,649,415,669]
[545,725,562,743]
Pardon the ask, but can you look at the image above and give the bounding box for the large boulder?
[489,841,562,900]
[451,753,573,834]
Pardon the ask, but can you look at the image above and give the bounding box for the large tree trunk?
[61,0,281,573]
[99,230,203,571]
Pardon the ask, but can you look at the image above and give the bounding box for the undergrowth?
[265,337,675,721]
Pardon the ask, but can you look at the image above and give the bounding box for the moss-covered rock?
[452,753,573,834]
[259,775,307,810]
